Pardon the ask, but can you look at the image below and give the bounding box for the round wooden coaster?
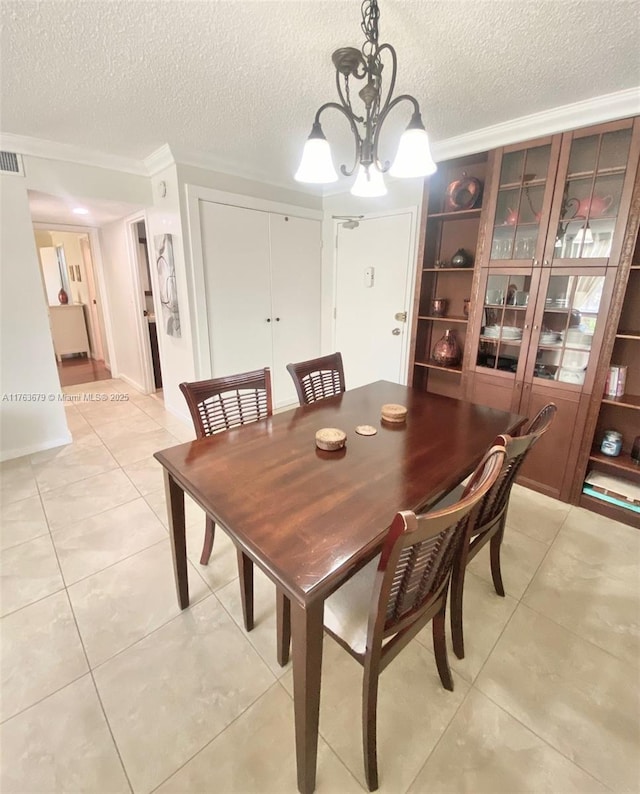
[355,425,377,436]
[381,403,408,423]
[315,427,347,451]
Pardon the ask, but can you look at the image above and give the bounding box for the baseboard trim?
[0,432,73,463]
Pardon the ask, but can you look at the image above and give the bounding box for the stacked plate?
[545,297,569,308]
[500,326,523,340]
[539,331,561,345]
[483,325,522,341]
[562,328,593,348]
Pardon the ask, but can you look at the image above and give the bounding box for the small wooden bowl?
[381,403,407,424]
[315,428,347,451]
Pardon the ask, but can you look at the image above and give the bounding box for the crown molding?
[168,143,323,198]
[2,88,638,189]
[144,144,175,176]
[0,132,148,176]
[432,87,640,162]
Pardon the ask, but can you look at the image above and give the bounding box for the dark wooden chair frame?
[286,352,346,406]
[450,402,557,659]
[179,367,273,632]
[324,444,506,791]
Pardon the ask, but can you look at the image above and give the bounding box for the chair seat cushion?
[324,556,380,655]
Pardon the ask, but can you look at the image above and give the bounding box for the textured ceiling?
[2,0,639,187]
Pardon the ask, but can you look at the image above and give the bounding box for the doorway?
[33,227,111,387]
[333,210,417,389]
[131,219,163,393]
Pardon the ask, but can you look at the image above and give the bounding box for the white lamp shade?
[389,127,437,178]
[294,137,338,183]
[350,164,387,197]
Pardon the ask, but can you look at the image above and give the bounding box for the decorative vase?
[431,298,447,317]
[432,329,461,367]
[58,288,69,305]
[451,248,472,268]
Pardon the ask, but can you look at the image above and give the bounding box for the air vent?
[0,151,24,176]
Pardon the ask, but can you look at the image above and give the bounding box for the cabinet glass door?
[531,272,606,385]
[490,143,555,264]
[476,271,534,376]
[552,125,633,262]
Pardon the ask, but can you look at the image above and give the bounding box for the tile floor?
[1,378,638,793]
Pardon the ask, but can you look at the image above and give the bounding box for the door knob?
[392,328,401,336]
[275,317,280,322]
[266,318,271,323]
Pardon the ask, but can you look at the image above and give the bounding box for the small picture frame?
[75,265,82,282]
[69,266,75,282]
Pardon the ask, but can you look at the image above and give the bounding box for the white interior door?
[270,214,321,406]
[334,212,415,389]
[200,201,272,377]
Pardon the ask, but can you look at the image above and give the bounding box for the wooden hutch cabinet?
[409,117,640,516]
[572,170,640,528]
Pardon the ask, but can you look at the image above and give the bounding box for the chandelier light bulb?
[294,124,338,184]
[389,123,437,178]
[351,164,388,198]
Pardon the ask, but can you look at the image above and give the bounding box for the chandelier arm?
[314,102,362,177]
[375,43,397,117]
[372,93,421,171]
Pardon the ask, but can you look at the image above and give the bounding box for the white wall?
[24,156,151,206]
[143,164,323,420]
[99,217,148,392]
[0,175,70,461]
[144,165,196,420]
[176,164,322,212]
[320,178,424,352]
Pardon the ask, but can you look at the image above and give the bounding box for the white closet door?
[200,201,272,378]
[269,214,321,406]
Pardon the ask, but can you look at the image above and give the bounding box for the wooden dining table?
[154,380,524,794]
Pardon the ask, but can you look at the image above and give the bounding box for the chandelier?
[294,0,436,197]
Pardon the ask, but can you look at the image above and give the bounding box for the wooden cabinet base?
[579,492,640,529]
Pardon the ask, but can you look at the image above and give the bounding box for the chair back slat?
[373,446,506,640]
[180,368,272,439]
[286,353,345,405]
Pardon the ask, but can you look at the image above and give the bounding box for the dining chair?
[286,352,345,405]
[447,402,557,659]
[179,367,273,631]
[322,443,506,791]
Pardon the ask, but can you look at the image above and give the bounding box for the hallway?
[56,356,112,388]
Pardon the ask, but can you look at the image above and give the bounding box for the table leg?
[291,599,324,794]
[276,590,291,666]
[164,470,189,609]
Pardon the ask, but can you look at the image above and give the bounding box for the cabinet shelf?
[480,337,522,346]
[418,315,468,323]
[588,449,640,478]
[601,393,640,410]
[415,360,463,374]
[616,330,640,339]
[566,166,627,179]
[484,304,527,310]
[427,208,482,221]
[499,178,546,189]
[422,267,474,273]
